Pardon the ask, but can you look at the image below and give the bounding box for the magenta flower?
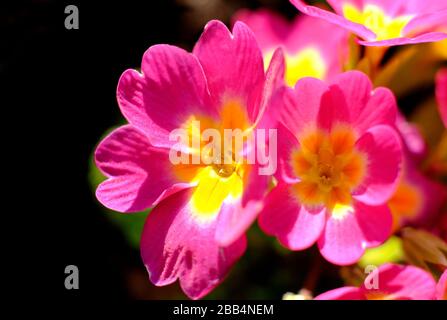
[389,159,447,231]
[259,71,402,265]
[395,113,427,163]
[95,20,284,299]
[290,0,447,46]
[389,114,447,231]
[233,8,349,85]
[436,270,447,300]
[436,68,447,128]
[315,263,437,300]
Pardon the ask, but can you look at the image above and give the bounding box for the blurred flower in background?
[233,8,349,85]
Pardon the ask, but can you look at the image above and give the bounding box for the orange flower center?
[291,125,366,211]
[388,180,422,231]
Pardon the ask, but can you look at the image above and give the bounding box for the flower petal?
[140,188,246,299]
[354,125,402,206]
[193,20,265,122]
[396,112,427,162]
[400,160,447,228]
[404,10,447,35]
[436,68,447,128]
[276,124,301,184]
[314,287,366,300]
[290,0,376,41]
[436,270,447,300]
[256,47,286,129]
[259,184,326,250]
[317,204,365,265]
[355,201,393,248]
[361,264,437,300]
[215,197,263,247]
[232,9,291,51]
[95,125,187,212]
[330,71,397,135]
[359,32,447,46]
[117,45,215,149]
[276,77,329,135]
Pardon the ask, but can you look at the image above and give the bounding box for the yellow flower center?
[174,99,250,221]
[291,125,366,211]
[343,4,413,40]
[264,47,327,86]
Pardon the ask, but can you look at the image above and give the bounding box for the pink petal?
[436,68,447,128]
[405,1,447,13]
[193,20,265,122]
[361,264,437,300]
[287,15,349,81]
[402,160,447,228]
[354,125,402,206]
[232,9,291,51]
[95,125,188,212]
[255,47,286,129]
[317,204,365,265]
[117,45,216,149]
[355,201,392,248]
[140,189,246,299]
[359,32,447,46]
[404,10,447,35]
[330,71,397,135]
[276,77,329,135]
[287,14,349,61]
[359,0,409,16]
[290,0,376,41]
[215,198,263,247]
[315,287,366,300]
[396,112,427,162]
[259,184,326,250]
[276,124,301,184]
[436,270,447,300]
[317,81,350,131]
[287,12,348,48]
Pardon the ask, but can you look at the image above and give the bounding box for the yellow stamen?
[175,99,250,221]
[343,4,413,41]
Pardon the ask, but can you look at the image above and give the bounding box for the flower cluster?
[94,0,447,299]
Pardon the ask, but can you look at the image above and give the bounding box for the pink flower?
[233,9,349,85]
[388,160,447,232]
[315,263,437,300]
[395,113,426,163]
[95,20,284,299]
[436,68,447,128]
[389,114,447,231]
[259,71,402,265]
[290,0,447,46]
[436,270,447,300]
